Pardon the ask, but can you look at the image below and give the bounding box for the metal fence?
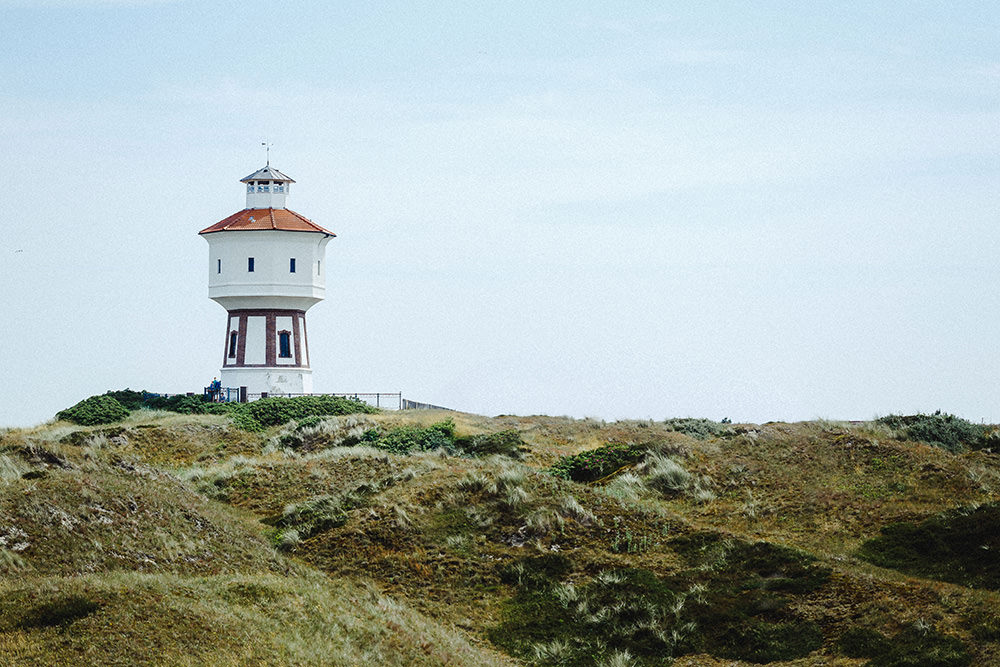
[243,392,403,410]
[201,389,451,411]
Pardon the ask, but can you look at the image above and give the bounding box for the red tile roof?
[199,208,335,236]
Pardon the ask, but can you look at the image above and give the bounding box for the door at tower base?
[220,367,313,397]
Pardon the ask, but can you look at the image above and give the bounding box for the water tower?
[199,165,335,396]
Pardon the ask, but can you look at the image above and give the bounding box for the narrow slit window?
[248,257,255,272]
[317,260,321,275]
[278,331,292,358]
[228,331,238,358]
[217,259,221,274]
[289,258,296,273]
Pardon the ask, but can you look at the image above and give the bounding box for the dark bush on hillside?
[97,389,238,416]
[360,419,455,455]
[876,412,989,452]
[241,395,378,429]
[547,441,647,482]
[663,417,730,440]
[102,388,148,411]
[144,394,218,415]
[56,395,130,426]
[454,430,525,458]
[857,502,1000,590]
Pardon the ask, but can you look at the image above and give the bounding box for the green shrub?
[240,395,378,429]
[361,419,455,455]
[547,441,647,482]
[229,410,263,432]
[663,418,729,440]
[102,388,148,411]
[143,394,214,414]
[56,395,130,426]
[857,503,1000,590]
[876,412,988,452]
[454,430,525,458]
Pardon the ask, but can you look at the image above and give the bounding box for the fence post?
[239,386,247,403]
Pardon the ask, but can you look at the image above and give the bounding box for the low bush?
[454,430,525,458]
[361,419,455,454]
[62,391,379,431]
[876,412,989,452]
[547,441,648,482]
[241,395,378,429]
[56,395,130,426]
[102,388,148,411]
[144,394,220,415]
[663,418,730,440]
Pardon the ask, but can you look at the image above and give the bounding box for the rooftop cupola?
[241,165,295,209]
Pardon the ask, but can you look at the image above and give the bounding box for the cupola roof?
[240,165,295,183]
[199,208,335,236]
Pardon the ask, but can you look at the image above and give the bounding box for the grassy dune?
[1,408,999,665]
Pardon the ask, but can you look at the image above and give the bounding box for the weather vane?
[261,141,272,166]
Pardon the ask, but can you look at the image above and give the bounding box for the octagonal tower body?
[199,166,335,396]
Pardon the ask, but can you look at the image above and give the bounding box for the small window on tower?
[278,331,291,358]
[317,260,321,275]
[229,331,238,358]
[217,259,221,274]
[248,257,255,272]
[290,258,296,273]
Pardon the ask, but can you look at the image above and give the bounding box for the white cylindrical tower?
[199,165,335,396]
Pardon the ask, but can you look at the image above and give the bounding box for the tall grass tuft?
[644,454,691,494]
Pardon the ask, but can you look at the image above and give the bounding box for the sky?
[1,1,998,427]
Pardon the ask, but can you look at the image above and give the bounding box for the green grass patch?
[0,572,512,666]
[490,534,829,665]
[837,624,971,666]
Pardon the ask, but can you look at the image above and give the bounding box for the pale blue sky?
[1,1,998,426]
